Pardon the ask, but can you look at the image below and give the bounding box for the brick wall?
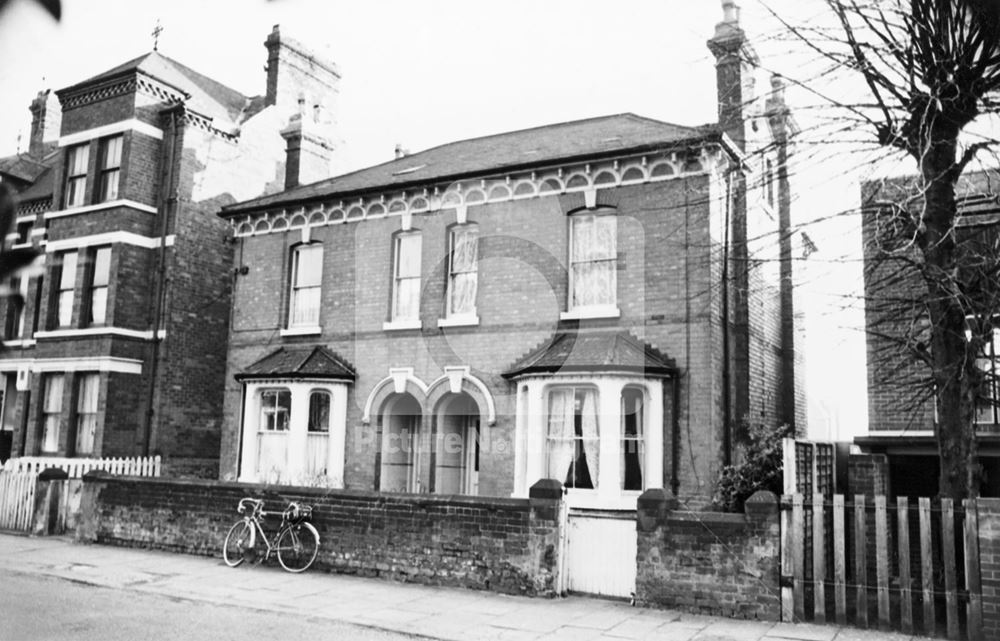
[77,474,562,596]
[848,453,891,497]
[979,498,1000,638]
[634,488,781,619]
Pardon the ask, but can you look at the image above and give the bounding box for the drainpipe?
[143,105,183,456]
[670,376,680,496]
[720,168,733,467]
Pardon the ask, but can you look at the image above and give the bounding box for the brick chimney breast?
[28,89,61,158]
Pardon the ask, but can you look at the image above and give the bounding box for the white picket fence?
[0,455,161,533]
[1,455,162,478]
[0,472,35,531]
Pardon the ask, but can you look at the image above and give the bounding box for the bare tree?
[773,0,1000,499]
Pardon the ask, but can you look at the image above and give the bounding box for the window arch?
[568,209,617,311]
[288,243,322,329]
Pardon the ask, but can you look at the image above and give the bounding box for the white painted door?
[564,509,637,598]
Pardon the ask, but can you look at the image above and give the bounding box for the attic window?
[391,165,426,176]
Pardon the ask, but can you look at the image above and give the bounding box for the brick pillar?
[978,498,1000,639]
[31,467,68,535]
[528,479,563,597]
[76,470,110,542]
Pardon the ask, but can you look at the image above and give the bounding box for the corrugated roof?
[222,113,718,215]
[502,330,676,379]
[235,346,356,382]
[62,51,250,126]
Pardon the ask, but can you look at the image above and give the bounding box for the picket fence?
[782,493,984,641]
[0,455,161,533]
[2,455,162,478]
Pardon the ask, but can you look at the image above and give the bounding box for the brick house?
[0,26,340,476]
[218,2,805,508]
[859,169,1000,497]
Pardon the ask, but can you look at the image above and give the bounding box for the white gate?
[0,471,36,532]
[563,509,637,598]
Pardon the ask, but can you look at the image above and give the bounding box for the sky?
[0,0,869,439]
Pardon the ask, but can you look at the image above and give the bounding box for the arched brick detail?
[361,369,429,424]
[426,374,496,426]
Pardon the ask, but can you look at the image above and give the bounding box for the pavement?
[0,533,935,641]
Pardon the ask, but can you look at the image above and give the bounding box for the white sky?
[0,0,869,439]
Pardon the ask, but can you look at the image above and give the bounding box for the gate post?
[528,479,563,596]
[31,467,68,536]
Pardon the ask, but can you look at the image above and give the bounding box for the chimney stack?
[281,105,334,189]
[706,0,758,150]
[28,89,61,158]
[394,143,409,159]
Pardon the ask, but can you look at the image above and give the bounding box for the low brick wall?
[77,474,561,596]
[979,498,1000,639]
[634,489,781,620]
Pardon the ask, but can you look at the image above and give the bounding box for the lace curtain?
[547,387,600,488]
[571,214,616,308]
[75,374,99,454]
[449,227,478,315]
[41,375,63,452]
[290,245,322,326]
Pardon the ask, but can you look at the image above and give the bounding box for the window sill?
[280,326,322,337]
[437,315,479,328]
[383,319,422,332]
[560,306,621,321]
[2,339,36,348]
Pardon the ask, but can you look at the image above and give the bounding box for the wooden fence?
[0,472,35,531]
[1,455,161,478]
[781,493,984,640]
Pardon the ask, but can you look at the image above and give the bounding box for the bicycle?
[222,498,320,573]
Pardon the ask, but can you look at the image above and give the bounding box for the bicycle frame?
[240,502,289,562]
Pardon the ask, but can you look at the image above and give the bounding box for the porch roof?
[502,330,677,379]
[235,346,356,382]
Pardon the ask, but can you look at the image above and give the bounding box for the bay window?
[621,387,644,491]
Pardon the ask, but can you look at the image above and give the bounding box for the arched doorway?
[378,393,423,493]
[432,392,480,495]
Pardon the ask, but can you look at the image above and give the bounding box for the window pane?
[70,145,89,174]
[92,248,111,287]
[99,170,120,202]
[621,389,644,491]
[546,387,598,489]
[66,177,86,208]
[451,228,478,273]
[570,214,616,309]
[261,389,291,431]
[394,277,420,320]
[449,272,477,316]
[101,136,122,169]
[75,374,99,455]
[41,375,64,453]
[396,234,421,278]
[60,252,77,289]
[290,286,320,326]
[308,392,330,432]
[294,245,323,287]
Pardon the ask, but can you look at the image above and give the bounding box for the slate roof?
[222,113,721,216]
[61,51,251,126]
[0,154,48,183]
[235,346,356,382]
[502,330,677,379]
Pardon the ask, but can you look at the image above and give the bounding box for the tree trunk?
[919,130,979,500]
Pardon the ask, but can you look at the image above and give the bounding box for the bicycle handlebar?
[236,498,313,522]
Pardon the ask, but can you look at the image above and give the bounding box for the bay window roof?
[502,330,676,379]
[236,346,355,382]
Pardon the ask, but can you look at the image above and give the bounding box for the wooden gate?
[562,508,636,599]
[781,493,985,640]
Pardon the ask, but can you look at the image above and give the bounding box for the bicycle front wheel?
[276,522,319,573]
[223,520,253,567]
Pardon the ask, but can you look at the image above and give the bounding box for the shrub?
[713,421,788,512]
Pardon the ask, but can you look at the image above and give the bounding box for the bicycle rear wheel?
[223,520,253,567]
[276,522,319,572]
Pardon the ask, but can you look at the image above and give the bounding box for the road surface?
[0,572,417,641]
